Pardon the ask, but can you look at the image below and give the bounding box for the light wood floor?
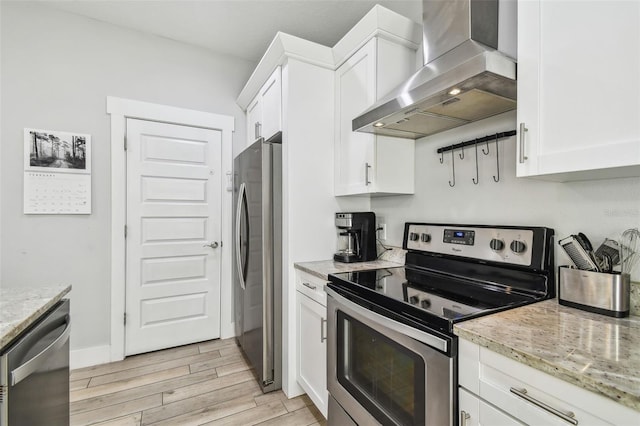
[70,338,327,426]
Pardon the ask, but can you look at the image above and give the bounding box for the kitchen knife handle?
[519,122,528,164]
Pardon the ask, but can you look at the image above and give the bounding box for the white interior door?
[125,118,222,356]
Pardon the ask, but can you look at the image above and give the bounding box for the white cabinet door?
[517,0,640,180]
[459,388,524,426]
[296,290,328,418]
[260,67,282,141]
[245,67,282,150]
[335,39,376,196]
[246,95,262,144]
[334,38,415,196]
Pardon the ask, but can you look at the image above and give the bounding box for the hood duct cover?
[353,0,517,139]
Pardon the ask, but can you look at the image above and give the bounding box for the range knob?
[409,295,420,305]
[409,232,419,241]
[420,299,431,309]
[490,238,505,251]
[510,240,527,254]
[421,233,431,243]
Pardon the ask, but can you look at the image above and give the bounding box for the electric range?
[326,222,555,426]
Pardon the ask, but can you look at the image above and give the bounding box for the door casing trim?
[107,96,235,362]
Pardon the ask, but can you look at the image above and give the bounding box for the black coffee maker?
[334,212,377,263]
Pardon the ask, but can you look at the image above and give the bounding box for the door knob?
[204,242,219,249]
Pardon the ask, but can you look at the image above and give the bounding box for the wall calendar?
[23,128,92,215]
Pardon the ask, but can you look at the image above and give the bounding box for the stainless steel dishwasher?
[1,299,70,425]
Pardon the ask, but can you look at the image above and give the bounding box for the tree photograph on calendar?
[24,128,91,173]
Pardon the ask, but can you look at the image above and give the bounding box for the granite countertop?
[0,284,72,349]
[454,299,640,412]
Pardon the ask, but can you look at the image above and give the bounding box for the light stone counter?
[1,284,71,349]
[454,299,640,412]
[294,247,405,280]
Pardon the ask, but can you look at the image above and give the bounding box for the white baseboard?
[70,345,111,370]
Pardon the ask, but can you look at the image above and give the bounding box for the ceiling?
[43,0,422,64]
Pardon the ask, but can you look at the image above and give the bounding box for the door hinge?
[124,312,127,325]
[124,135,127,151]
[124,225,128,238]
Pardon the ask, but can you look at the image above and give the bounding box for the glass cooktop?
[330,266,540,329]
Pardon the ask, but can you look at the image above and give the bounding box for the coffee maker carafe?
[334,212,377,263]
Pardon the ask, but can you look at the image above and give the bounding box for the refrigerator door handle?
[235,182,247,290]
[262,143,274,387]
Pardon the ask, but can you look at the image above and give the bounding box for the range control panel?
[405,224,534,267]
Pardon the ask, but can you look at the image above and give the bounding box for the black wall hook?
[448,150,456,187]
[493,134,500,183]
[473,141,479,184]
[482,137,491,155]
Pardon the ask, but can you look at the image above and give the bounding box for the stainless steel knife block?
[558,266,630,317]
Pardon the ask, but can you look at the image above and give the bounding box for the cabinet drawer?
[460,339,639,426]
[295,270,327,306]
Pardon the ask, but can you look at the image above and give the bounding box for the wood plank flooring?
[70,338,326,426]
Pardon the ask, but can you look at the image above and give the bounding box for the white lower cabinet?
[295,271,328,418]
[459,387,524,426]
[459,339,639,426]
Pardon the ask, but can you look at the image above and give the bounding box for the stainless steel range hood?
[353,0,517,139]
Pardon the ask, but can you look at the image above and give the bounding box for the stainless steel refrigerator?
[233,138,282,393]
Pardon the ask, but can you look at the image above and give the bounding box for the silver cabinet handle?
[255,121,262,139]
[302,282,317,290]
[519,122,528,164]
[365,162,372,185]
[320,318,327,343]
[203,242,219,249]
[510,387,578,425]
[460,410,470,426]
[11,314,71,386]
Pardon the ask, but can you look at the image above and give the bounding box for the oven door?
[326,287,454,426]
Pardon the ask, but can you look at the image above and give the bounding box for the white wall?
[0,2,254,353]
[371,110,640,281]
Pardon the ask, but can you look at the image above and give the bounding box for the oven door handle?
[326,287,448,353]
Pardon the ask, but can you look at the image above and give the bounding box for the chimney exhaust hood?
[353,0,517,139]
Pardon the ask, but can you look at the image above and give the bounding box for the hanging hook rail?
[472,141,479,184]
[436,130,516,155]
[493,133,500,183]
[448,149,456,187]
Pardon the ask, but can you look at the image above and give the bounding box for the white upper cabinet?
[334,37,416,196]
[517,0,640,181]
[246,67,282,144]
